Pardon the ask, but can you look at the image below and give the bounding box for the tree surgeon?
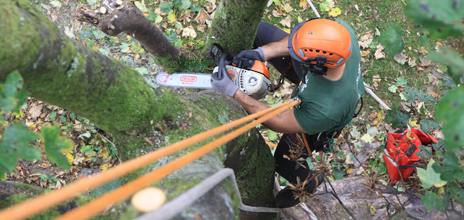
[211,18,364,208]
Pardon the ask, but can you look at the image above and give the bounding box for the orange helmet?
[288,18,352,75]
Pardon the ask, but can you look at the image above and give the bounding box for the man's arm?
[261,36,290,60]
[234,90,306,134]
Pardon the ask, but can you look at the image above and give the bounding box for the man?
[211,18,364,208]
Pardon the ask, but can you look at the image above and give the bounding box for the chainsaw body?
[213,64,270,100]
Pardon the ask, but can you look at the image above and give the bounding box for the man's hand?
[210,71,239,97]
[236,47,266,62]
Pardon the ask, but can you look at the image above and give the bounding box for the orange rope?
[57,100,300,220]
[302,133,312,155]
[0,100,297,220]
[265,141,277,148]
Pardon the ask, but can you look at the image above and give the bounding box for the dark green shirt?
[294,19,364,134]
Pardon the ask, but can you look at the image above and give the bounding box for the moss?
[203,0,267,55]
[11,183,45,195]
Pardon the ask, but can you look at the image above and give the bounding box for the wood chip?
[100,6,107,14]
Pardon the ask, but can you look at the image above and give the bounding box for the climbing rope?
[0,100,299,220]
[136,168,280,220]
[56,100,298,220]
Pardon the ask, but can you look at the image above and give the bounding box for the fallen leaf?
[272,10,282,17]
[29,103,43,120]
[420,57,432,66]
[299,0,308,9]
[408,57,417,67]
[282,4,293,13]
[388,85,398,93]
[361,50,371,57]
[361,134,373,143]
[66,152,74,164]
[280,17,292,28]
[393,52,407,65]
[329,7,341,17]
[182,26,197,39]
[194,10,210,24]
[50,0,61,8]
[167,14,176,23]
[374,44,385,59]
[358,33,373,49]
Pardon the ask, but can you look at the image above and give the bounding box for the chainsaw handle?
[218,52,234,80]
[209,43,224,66]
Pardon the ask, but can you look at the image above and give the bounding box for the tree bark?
[203,0,269,55]
[0,0,277,219]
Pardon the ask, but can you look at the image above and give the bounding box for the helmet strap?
[308,56,328,76]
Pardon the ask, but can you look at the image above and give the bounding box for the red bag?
[383,128,438,183]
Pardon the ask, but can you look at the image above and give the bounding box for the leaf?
[2,71,27,113]
[134,1,148,12]
[417,145,431,158]
[388,85,398,93]
[66,152,74,164]
[432,151,464,182]
[282,4,293,13]
[299,0,308,9]
[320,1,331,11]
[160,2,174,12]
[333,169,346,180]
[396,77,408,86]
[435,87,464,151]
[420,119,439,133]
[385,108,410,129]
[374,44,385,59]
[182,26,197,39]
[402,87,420,103]
[177,0,191,11]
[427,48,464,85]
[50,0,61,8]
[405,0,464,39]
[393,52,407,65]
[92,29,106,40]
[280,17,292,28]
[120,43,130,53]
[421,191,446,212]
[328,7,341,17]
[379,23,404,55]
[194,10,211,24]
[268,130,278,141]
[42,125,74,169]
[0,122,41,172]
[449,182,464,206]
[417,159,447,189]
[49,112,57,120]
[167,14,177,23]
[361,134,373,143]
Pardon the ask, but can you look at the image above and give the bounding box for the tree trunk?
[204,0,269,55]
[0,0,277,219]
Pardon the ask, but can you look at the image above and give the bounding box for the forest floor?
[2,0,453,217]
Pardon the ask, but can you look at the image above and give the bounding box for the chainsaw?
[155,43,271,100]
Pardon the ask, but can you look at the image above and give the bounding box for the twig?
[364,82,391,110]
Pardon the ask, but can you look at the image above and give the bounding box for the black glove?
[236,47,266,62]
[210,71,239,97]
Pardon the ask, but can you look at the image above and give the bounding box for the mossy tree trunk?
[0,0,277,219]
[204,0,269,55]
